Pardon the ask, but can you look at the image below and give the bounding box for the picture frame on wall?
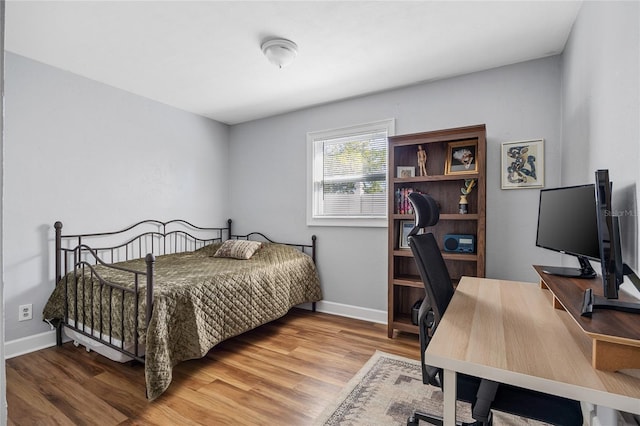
[445,141,478,175]
[397,166,415,178]
[501,139,545,189]
[399,220,414,249]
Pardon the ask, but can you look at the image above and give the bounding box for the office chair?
[406,192,583,426]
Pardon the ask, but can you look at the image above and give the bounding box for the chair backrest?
[407,192,454,327]
[408,232,455,327]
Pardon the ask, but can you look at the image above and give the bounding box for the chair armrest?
[418,299,440,386]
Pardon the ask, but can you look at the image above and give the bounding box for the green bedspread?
[43,242,322,400]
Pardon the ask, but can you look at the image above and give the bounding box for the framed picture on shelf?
[397,166,415,178]
[399,220,414,249]
[445,141,478,175]
[501,139,544,189]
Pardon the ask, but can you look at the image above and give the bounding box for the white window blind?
[307,119,394,227]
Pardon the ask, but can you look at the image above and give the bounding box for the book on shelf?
[395,188,423,214]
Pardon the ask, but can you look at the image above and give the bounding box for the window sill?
[307,216,388,228]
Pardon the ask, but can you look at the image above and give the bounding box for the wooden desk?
[534,265,640,371]
[424,277,640,425]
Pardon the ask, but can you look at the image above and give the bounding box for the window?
[307,119,395,227]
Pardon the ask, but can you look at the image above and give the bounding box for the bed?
[43,219,322,400]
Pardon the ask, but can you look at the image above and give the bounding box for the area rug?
[314,351,547,426]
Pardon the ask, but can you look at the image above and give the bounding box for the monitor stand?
[581,288,640,316]
[541,256,597,279]
[581,265,640,317]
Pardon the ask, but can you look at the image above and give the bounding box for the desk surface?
[424,277,640,416]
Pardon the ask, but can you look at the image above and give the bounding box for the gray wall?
[561,0,640,270]
[3,53,230,342]
[1,0,7,421]
[229,56,564,317]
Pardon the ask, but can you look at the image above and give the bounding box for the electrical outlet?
[19,304,33,321]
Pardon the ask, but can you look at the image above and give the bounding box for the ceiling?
[5,1,583,125]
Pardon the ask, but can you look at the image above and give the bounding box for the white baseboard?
[5,329,57,359]
[5,302,388,358]
[301,300,387,324]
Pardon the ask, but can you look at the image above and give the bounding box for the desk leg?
[443,369,457,426]
[595,405,618,425]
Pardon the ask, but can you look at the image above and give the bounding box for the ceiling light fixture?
[261,38,298,69]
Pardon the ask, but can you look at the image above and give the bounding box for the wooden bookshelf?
[387,124,487,337]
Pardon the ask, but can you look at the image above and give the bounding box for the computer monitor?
[581,169,640,316]
[536,184,599,278]
[594,169,624,298]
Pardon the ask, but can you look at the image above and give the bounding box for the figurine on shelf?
[417,145,427,176]
[459,178,476,214]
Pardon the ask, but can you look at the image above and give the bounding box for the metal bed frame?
[53,218,317,363]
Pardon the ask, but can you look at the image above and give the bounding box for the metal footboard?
[56,245,152,362]
[53,219,231,361]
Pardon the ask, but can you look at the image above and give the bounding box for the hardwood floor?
[6,309,420,425]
